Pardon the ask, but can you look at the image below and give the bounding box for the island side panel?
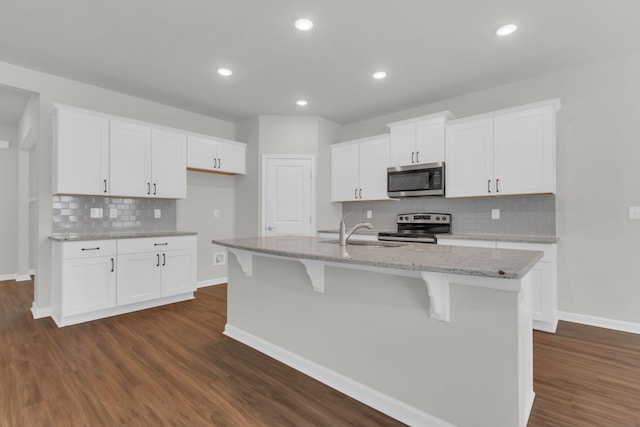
[226,254,523,427]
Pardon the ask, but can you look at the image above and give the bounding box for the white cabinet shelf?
[187,135,246,175]
[445,99,560,198]
[331,134,391,202]
[52,235,196,327]
[387,111,454,167]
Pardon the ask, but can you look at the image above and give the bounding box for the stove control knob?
[404,216,409,221]
[436,216,440,220]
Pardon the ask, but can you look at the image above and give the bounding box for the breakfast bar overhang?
[213,236,543,427]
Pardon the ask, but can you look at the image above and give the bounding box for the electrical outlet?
[630,207,640,220]
[90,208,103,218]
[109,208,118,219]
[154,209,161,219]
[214,252,226,265]
[366,210,373,219]
[214,209,220,218]
[491,209,500,220]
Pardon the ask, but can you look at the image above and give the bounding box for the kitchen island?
[212,236,543,427]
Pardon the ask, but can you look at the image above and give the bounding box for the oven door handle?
[377,235,436,244]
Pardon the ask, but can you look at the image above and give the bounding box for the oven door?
[387,162,444,197]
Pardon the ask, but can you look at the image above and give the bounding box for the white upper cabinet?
[52,108,109,196]
[331,134,391,202]
[109,119,152,198]
[388,112,454,167]
[151,129,187,198]
[445,99,560,198]
[187,135,246,175]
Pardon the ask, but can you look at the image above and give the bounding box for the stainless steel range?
[378,213,451,244]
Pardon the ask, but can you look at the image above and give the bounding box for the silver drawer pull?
[81,247,100,251]
[154,243,168,246]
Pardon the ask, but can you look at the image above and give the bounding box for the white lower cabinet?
[52,235,196,327]
[437,238,558,333]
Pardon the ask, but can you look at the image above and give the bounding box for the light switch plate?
[109,208,118,219]
[366,210,373,219]
[214,252,226,265]
[154,209,161,219]
[491,209,500,220]
[90,208,103,219]
[629,207,640,220]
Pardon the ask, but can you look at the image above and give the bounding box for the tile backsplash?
[52,195,176,234]
[343,194,556,236]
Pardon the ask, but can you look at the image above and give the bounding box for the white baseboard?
[31,302,53,319]
[224,324,455,427]
[0,273,17,281]
[558,311,640,335]
[196,277,227,289]
[15,274,32,282]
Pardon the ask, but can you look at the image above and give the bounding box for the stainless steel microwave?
[387,162,445,197]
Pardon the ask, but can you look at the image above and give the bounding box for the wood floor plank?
[2,278,640,426]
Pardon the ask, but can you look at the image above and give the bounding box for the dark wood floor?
[1,279,639,426]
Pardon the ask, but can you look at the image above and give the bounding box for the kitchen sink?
[319,239,406,248]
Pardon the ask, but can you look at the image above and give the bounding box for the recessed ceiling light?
[296,100,308,106]
[294,18,314,31]
[217,68,233,77]
[496,24,518,36]
[372,71,387,80]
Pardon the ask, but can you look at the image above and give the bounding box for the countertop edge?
[49,231,198,242]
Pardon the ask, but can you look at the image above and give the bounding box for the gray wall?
[0,123,18,276]
[339,51,640,325]
[234,116,260,238]
[0,59,235,310]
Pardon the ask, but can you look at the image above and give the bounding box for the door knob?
[267,226,275,231]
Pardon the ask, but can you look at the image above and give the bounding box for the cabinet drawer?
[496,241,555,263]
[117,236,196,255]
[60,240,117,259]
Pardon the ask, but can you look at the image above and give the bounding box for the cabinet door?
[331,142,360,201]
[161,249,196,297]
[358,136,391,200]
[187,135,217,171]
[54,109,109,196]
[110,120,152,197]
[494,106,555,195]
[445,118,494,198]
[151,128,187,199]
[415,118,446,164]
[217,140,246,174]
[116,252,161,305]
[62,257,116,316]
[389,122,416,167]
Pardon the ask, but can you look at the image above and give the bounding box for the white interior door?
[263,156,314,237]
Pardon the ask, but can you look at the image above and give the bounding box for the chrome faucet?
[339,212,373,246]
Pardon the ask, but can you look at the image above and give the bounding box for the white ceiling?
[1,0,640,124]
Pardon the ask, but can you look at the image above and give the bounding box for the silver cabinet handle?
[162,253,166,266]
[154,242,168,246]
[153,183,157,195]
[81,247,100,251]
[496,179,500,193]
[147,182,151,195]
[359,188,362,199]
[354,188,358,199]
[213,155,216,168]
[488,179,491,193]
[411,152,415,164]
[217,158,221,169]
[103,179,108,193]
[110,258,114,272]
[416,151,420,163]
[156,254,160,267]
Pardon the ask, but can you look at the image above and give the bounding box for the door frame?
[261,154,316,237]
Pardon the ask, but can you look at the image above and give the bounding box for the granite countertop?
[49,231,197,242]
[438,233,559,244]
[212,236,543,279]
